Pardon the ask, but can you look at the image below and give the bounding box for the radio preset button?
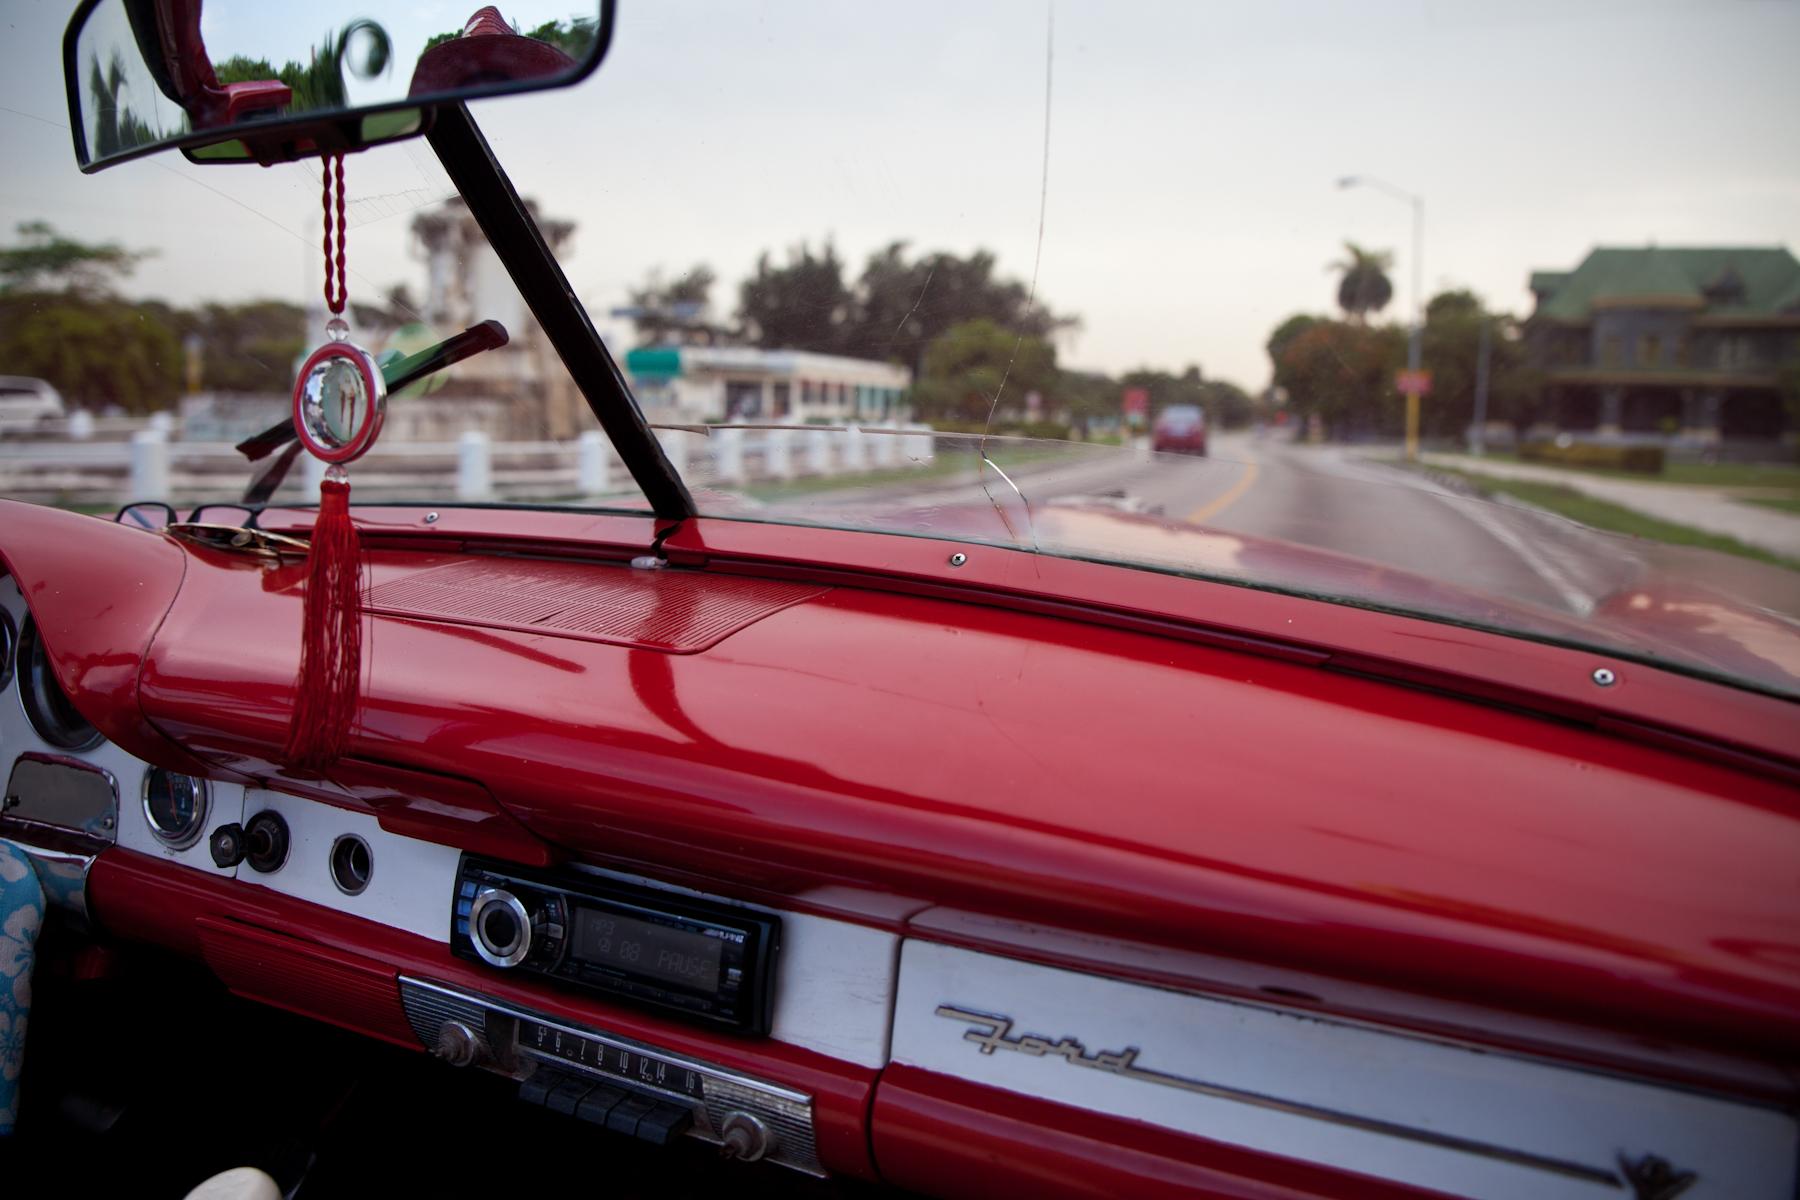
[635,1103,694,1147]
[605,1094,656,1137]
[575,1083,627,1125]
[546,1076,596,1116]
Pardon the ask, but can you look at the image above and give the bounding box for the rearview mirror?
[64,0,613,171]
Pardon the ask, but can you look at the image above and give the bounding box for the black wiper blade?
[235,320,509,463]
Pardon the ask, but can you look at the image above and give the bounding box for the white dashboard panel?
[891,939,1797,1200]
[234,788,461,942]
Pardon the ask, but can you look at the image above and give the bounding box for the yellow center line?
[1186,454,1260,525]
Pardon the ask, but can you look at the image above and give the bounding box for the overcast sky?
[4,0,1798,388]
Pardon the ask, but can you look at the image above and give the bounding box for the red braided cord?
[321,154,347,315]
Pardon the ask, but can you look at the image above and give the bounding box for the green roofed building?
[1524,246,1800,448]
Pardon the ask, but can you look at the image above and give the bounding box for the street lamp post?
[1338,175,1424,460]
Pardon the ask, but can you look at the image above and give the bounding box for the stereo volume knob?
[469,888,532,968]
[718,1111,772,1162]
[433,1020,479,1067]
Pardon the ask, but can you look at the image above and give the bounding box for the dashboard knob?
[208,823,246,869]
[718,1111,772,1162]
[433,1020,479,1067]
[469,888,532,968]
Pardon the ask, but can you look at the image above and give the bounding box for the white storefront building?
[622,345,911,426]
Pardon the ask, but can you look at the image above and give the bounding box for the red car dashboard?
[2,499,1797,1199]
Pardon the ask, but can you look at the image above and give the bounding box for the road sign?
[1122,387,1149,418]
[1396,369,1433,397]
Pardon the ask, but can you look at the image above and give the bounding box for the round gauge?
[142,767,211,850]
[18,614,103,751]
[0,607,16,695]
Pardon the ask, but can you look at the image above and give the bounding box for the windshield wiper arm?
[236,320,509,464]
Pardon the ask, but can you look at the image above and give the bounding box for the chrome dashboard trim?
[935,1004,1625,1188]
[398,976,823,1176]
[0,816,105,925]
[893,940,1797,1200]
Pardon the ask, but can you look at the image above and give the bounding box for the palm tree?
[1330,242,1395,324]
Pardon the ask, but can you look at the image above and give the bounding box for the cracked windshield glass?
[2,1,1798,697]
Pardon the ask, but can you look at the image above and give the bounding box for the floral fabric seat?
[1,840,45,1135]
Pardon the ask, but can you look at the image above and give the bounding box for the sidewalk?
[1420,453,1800,560]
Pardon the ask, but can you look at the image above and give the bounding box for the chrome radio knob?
[469,888,532,968]
[718,1111,772,1162]
[433,1020,479,1067]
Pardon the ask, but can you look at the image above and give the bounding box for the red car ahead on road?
[1152,404,1208,455]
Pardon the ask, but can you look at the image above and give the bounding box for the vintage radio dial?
[469,887,533,968]
[433,1020,479,1067]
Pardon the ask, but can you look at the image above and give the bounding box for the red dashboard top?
[3,500,1797,1063]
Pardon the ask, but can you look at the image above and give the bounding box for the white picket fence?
[0,421,940,507]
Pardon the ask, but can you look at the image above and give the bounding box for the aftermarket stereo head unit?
[451,857,780,1035]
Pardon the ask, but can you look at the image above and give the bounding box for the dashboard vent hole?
[330,834,373,896]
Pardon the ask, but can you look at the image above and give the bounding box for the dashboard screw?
[948,552,967,567]
[1591,667,1617,687]
[424,511,440,524]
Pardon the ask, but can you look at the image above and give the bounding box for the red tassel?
[284,477,363,772]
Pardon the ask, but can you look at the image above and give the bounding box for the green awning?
[625,346,682,379]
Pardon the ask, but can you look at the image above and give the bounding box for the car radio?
[450,857,780,1035]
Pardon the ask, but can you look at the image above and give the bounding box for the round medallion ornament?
[292,339,386,464]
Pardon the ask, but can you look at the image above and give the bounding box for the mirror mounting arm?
[426,103,695,522]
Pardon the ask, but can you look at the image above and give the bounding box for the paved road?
[758,432,1723,620]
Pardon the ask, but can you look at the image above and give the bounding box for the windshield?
[2,2,1797,698]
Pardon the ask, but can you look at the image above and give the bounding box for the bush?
[1519,439,1664,475]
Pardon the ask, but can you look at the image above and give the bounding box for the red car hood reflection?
[710,491,1800,698]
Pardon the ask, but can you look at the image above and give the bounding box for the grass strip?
[1424,464,1799,572]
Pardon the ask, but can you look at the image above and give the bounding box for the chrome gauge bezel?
[18,614,104,752]
[141,767,211,850]
[0,606,16,695]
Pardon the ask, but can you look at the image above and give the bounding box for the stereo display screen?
[572,908,723,992]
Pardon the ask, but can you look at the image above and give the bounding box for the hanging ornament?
[285,153,386,773]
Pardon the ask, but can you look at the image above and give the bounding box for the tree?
[1051,368,1119,436]
[1199,379,1255,429]
[912,318,1057,424]
[0,294,180,413]
[1269,318,1407,438]
[0,222,177,412]
[0,220,147,295]
[159,300,309,394]
[841,242,1068,379]
[624,264,720,346]
[1330,242,1394,324]
[1420,289,1535,439]
[736,242,852,353]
